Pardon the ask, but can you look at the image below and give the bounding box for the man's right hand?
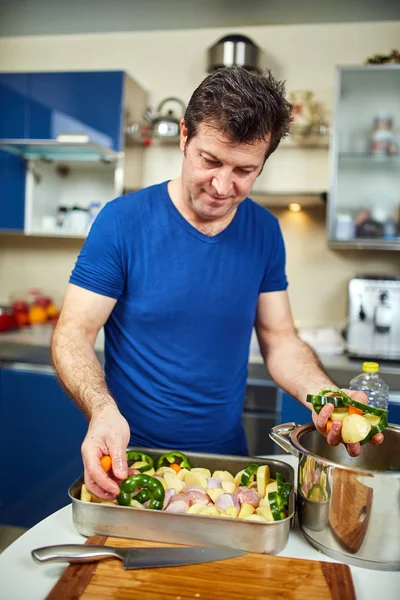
[81,405,131,500]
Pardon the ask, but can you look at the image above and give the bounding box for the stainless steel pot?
[270,422,400,571]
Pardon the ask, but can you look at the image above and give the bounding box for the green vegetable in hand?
[117,474,165,510]
[307,388,388,444]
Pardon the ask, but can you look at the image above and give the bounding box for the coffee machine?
[347,275,400,360]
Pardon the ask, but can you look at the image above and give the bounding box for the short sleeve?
[69,201,125,299]
[259,218,288,293]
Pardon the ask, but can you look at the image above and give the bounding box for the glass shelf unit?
[328,65,400,250]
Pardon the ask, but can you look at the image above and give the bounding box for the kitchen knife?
[32,544,247,569]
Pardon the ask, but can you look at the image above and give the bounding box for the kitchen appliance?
[69,448,294,555]
[270,422,400,570]
[347,274,400,360]
[32,543,245,569]
[207,34,263,73]
[149,97,186,139]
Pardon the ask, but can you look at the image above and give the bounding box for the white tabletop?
[0,455,399,600]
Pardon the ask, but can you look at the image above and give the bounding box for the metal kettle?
[149,97,186,139]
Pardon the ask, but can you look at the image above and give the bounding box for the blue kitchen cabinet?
[281,391,312,425]
[388,401,400,425]
[0,73,28,231]
[28,71,125,150]
[0,366,88,528]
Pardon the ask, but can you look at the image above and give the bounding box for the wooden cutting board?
[46,535,356,600]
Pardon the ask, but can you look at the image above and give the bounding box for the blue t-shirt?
[70,181,288,455]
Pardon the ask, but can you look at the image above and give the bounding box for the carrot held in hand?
[100,455,112,472]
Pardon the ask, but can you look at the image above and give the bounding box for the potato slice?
[341,414,371,444]
[163,472,185,493]
[256,505,274,521]
[364,413,381,427]
[191,467,211,478]
[234,469,244,486]
[238,502,255,519]
[130,499,145,509]
[261,481,278,499]
[185,471,208,489]
[212,470,235,483]
[207,488,224,504]
[153,476,168,490]
[155,467,176,476]
[187,502,206,515]
[80,484,91,503]
[225,506,239,518]
[221,481,236,494]
[200,505,221,517]
[256,465,270,497]
[131,460,148,470]
[244,514,266,522]
[329,408,349,422]
[176,468,190,481]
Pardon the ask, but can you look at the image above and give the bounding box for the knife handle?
[32,544,122,564]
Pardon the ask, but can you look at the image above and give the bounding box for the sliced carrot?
[348,405,363,416]
[100,455,112,472]
[326,421,333,434]
[170,463,181,473]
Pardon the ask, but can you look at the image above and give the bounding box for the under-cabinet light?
[288,202,302,212]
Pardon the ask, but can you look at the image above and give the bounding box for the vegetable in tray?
[80,450,292,523]
[307,387,388,444]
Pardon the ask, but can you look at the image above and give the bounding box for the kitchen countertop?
[0,454,398,600]
[1,325,400,390]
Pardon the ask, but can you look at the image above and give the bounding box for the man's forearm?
[262,332,335,406]
[51,323,118,420]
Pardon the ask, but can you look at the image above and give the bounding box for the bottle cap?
[362,361,379,373]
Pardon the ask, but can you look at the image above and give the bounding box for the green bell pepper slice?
[155,451,191,470]
[117,474,165,510]
[308,388,388,417]
[360,413,388,445]
[240,463,261,487]
[126,451,154,473]
[307,484,327,502]
[268,491,286,521]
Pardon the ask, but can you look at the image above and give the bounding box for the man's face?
[180,120,269,222]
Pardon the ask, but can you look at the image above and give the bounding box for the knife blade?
[32,544,247,569]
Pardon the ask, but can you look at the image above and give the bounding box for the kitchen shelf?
[0,139,122,163]
[338,152,400,164]
[251,191,326,208]
[328,238,400,251]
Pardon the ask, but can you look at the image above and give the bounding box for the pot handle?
[269,422,300,458]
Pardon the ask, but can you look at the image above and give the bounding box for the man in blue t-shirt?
[52,67,382,501]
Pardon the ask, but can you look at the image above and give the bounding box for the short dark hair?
[184,66,293,159]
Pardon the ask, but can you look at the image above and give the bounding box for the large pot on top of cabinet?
[270,422,400,571]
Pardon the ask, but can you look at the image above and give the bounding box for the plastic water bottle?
[349,362,389,410]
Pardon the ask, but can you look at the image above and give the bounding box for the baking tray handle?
[269,422,300,457]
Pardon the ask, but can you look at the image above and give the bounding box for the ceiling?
[0,0,400,37]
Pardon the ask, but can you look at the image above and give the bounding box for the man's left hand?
[312,388,385,457]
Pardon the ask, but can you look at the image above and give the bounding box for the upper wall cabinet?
[328,65,400,251]
[0,70,148,234]
[27,72,125,151]
[0,74,29,230]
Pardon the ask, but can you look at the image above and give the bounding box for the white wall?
[0,21,399,323]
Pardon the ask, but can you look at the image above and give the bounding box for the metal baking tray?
[68,447,295,554]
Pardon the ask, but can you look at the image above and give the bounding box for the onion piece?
[206,478,223,489]
[215,493,240,512]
